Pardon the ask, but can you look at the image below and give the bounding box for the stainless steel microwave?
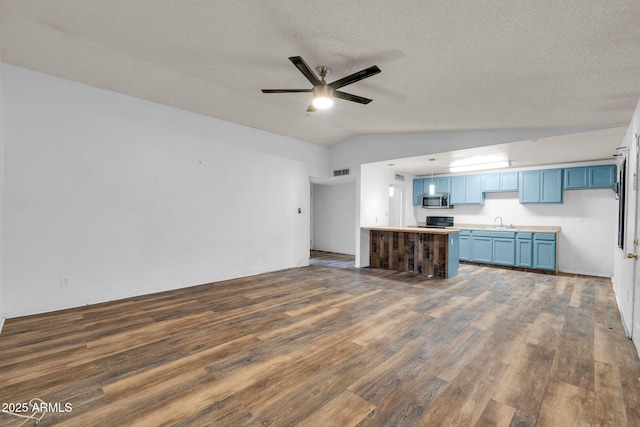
[422,193,452,209]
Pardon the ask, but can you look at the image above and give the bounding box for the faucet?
[494,216,503,227]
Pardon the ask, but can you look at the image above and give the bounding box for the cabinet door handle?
[627,253,638,260]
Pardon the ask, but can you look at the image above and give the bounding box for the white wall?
[612,98,640,342]
[312,182,356,255]
[0,57,5,330]
[2,64,327,318]
[415,185,617,277]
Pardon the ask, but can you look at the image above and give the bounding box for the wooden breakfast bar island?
[363,226,460,278]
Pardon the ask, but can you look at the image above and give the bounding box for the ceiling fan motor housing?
[313,84,333,98]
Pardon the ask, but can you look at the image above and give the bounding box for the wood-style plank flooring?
[1,251,640,426]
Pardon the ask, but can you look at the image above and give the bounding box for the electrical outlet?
[60,278,70,288]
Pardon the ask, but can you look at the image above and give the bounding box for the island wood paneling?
[370,230,450,277]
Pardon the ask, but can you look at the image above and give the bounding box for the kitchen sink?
[485,226,515,230]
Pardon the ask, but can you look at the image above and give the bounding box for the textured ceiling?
[1,0,640,149]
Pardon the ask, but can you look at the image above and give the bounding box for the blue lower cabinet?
[448,232,460,277]
[459,231,471,261]
[471,236,492,263]
[460,230,556,272]
[515,233,533,268]
[493,238,515,266]
[533,233,557,271]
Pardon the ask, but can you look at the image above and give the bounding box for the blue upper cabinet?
[541,169,563,203]
[435,177,451,194]
[483,172,518,192]
[451,175,484,204]
[519,169,562,203]
[483,173,500,191]
[465,175,484,204]
[450,176,466,204]
[412,177,453,205]
[416,165,612,206]
[563,167,588,189]
[590,165,616,188]
[413,178,423,205]
[564,165,616,189]
[500,172,519,191]
[519,171,541,203]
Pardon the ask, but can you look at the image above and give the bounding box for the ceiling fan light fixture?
[312,85,334,109]
[261,56,380,111]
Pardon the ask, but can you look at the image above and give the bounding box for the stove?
[422,216,454,228]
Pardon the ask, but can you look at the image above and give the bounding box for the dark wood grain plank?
[0,251,639,427]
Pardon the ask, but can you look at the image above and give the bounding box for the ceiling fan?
[261,56,381,112]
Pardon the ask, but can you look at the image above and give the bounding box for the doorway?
[631,138,640,355]
[388,183,403,227]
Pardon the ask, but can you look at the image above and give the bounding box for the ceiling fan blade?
[289,56,321,86]
[329,65,381,90]
[261,89,313,93]
[334,90,373,104]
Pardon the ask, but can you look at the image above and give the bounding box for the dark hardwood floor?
[1,251,639,426]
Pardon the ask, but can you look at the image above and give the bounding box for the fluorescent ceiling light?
[449,160,511,173]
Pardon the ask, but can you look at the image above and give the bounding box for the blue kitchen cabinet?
[412,178,423,205]
[451,175,484,204]
[450,176,466,204]
[564,165,616,189]
[541,169,563,203]
[563,167,589,189]
[470,234,493,263]
[533,233,557,271]
[459,231,471,261]
[589,164,616,188]
[483,173,500,192]
[493,237,516,266]
[500,172,519,191]
[465,175,484,204]
[459,230,556,272]
[519,169,562,203]
[422,177,451,195]
[519,171,540,203]
[515,232,533,268]
[589,165,616,188]
[448,232,460,277]
[435,177,451,194]
[483,172,519,192]
[414,177,455,205]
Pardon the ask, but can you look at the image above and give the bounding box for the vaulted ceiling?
[1,1,639,161]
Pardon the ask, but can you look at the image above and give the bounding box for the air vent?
[333,168,350,177]
[395,174,405,181]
